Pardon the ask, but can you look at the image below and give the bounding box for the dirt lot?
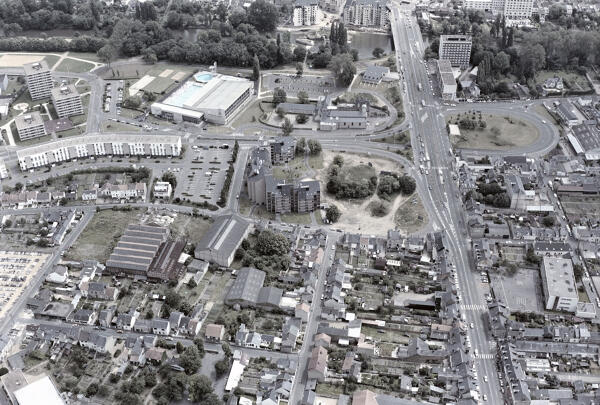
[66,208,143,262]
[394,193,428,234]
[316,151,423,236]
[447,113,540,150]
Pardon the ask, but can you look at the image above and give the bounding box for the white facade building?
[343,0,389,29]
[15,112,47,141]
[153,181,173,199]
[51,85,83,118]
[24,61,53,100]
[293,0,323,26]
[541,257,579,313]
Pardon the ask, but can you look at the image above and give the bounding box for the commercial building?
[556,100,580,127]
[439,35,472,69]
[15,112,47,141]
[195,214,251,267]
[24,61,53,100]
[12,375,65,405]
[151,71,253,125]
[224,267,284,310]
[541,257,579,313]
[362,65,391,85]
[17,134,182,171]
[436,59,457,101]
[463,0,533,18]
[343,0,390,29]
[153,181,172,199]
[320,0,344,12]
[568,123,600,158]
[51,85,83,118]
[293,0,322,26]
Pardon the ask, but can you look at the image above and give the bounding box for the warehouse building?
[15,112,47,141]
[51,85,83,118]
[17,134,182,170]
[151,71,253,125]
[541,257,578,313]
[24,61,53,100]
[195,214,251,267]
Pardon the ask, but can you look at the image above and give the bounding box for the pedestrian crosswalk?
[474,353,495,360]
[460,304,487,311]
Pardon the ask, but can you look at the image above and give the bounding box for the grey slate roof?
[225,267,266,305]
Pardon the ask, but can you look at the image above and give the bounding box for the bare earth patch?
[316,151,425,236]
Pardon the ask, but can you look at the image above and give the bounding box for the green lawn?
[168,214,213,245]
[536,70,591,92]
[281,212,312,224]
[66,52,103,62]
[101,120,141,133]
[308,153,324,170]
[55,58,96,73]
[374,131,410,145]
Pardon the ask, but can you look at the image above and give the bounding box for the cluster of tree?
[161,290,193,318]
[153,368,220,405]
[307,21,357,85]
[235,230,290,279]
[231,140,239,163]
[0,36,105,53]
[326,158,378,200]
[457,117,486,130]
[326,204,341,223]
[377,173,416,200]
[468,182,510,208]
[217,162,235,207]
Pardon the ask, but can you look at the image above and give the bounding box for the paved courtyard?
[490,268,545,313]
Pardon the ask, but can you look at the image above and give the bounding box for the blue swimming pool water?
[168,84,203,107]
[194,73,213,82]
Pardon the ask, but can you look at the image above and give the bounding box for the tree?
[124,95,142,109]
[14,182,23,191]
[222,343,232,357]
[296,62,304,77]
[97,44,117,67]
[542,216,555,227]
[86,383,99,397]
[294,45,307,61]
[296,138,306,155]
[328,53,356,86]
[247,0,279,32]
[326,204,341,223]
[307,139,321,155]
[188,375,215,402]
[372,47,385,58]
[255,230,289,256]
[161,172,177,190]
[252,54,260,81]
[333,155,344,167]
[296,113,308,124]
[276,106,285,119]
[282,118,294,136]
[215,357,230,377]
[272,87,287,104]
[179,345,202,374]
[297,90,309,104]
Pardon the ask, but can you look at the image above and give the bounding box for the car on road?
[483,376,488,382]
[482,395,487,401]
[470,322,474,329]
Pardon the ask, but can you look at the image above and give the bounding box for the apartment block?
[51,85,83,118]
[320,0,345,13]
[343,0,389,29]
[463,0,533,18]
[293,0,322,26]
[15,112,47,141]
[439,35,472,69]
[541,257,578,313]
[24,61,53,100]
[266,179,321,214]
[436,59,457,101]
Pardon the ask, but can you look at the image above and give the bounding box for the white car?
[470,322,474,329]
[483,376,488,382]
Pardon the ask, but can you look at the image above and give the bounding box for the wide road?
[391,4,502,403]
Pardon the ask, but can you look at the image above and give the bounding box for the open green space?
[374,131,411,146]
[66,208,143,263]
[101,120,141,133]
[394,193,428,234]
[272,157,306,181]
[55,58,95,73]
[447,113,540,150]
[535,70,591,92]
[231,100,274,128]
[168,214,212,245]
[280,212,312,224]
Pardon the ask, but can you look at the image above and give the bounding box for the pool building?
[150,71,253,125]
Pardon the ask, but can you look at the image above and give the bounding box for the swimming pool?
[194,72,214,82]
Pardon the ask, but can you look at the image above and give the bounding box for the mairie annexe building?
[17,134,182,171]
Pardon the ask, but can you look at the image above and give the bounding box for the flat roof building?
[51,85,83,118]
[343,0,390,28]
[436,59,457,101]
[15,112,47,141]
[362,65,390,85]
[24,61,53,100]
[195,214,251,267]
[293,0,322,26]
[17,134,182,171]
[151,71,253,125]
[439,35,472,69]
[13,375,65,405]
[541,257,578,313]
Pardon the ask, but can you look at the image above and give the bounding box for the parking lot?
[169,145,233,205]
[263,73,338,98]
[490,268,545,313]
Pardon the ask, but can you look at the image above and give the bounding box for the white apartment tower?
[15,112,47,141]
[439,35,472,69]
[343,0,389,29]
[24,61,53,100]
[51,85,84,118]
[463,0,533,19]
[293,0,322,26]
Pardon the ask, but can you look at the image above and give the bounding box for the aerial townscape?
[2,0,600,404]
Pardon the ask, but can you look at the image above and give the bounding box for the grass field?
[447,113,540,150]
[374,131,410,146]
[101,120,141,133]
[66,52,102,62]
[281,212,312,224]
[272,157,307,181]
[67,209,143,262]
[0,53,59,68]
[168,214,212,245]
[394,193,428,234]
[55,58,95,73]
